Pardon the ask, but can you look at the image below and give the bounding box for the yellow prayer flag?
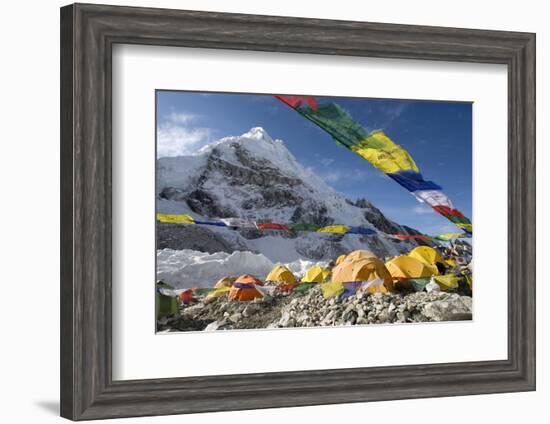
[320,281,344,299]
[317,225,350,234]
[350,131,419,174]
[437,233,465,240]
[456,223,473,232]
[434,274,461,290]
[156,213,195,224]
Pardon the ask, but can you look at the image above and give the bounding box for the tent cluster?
[156,247,471,319]
[323,247,471,299]
[156,213,471,242]
[385,246,465,291]
[274,95,472,235]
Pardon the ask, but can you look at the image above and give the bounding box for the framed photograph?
[60,3,535,420]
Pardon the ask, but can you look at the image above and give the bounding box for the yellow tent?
[204,286,231,302]
[344,250,377,263]
[335,254,347,266]
[302,265,331,283]
[331,256,394,293]
[156,213,195,224]
[385,255,434,281]
[265,265,297,285]
[408,246,446,275]
[317,225,350,234]
[214,276,237,288]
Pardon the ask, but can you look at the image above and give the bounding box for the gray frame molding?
[60,3,536,420]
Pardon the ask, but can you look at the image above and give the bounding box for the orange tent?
[228,274,264,301]
[235,274,264,286]
[179,288,193,305]
[331,255,394,293]
[343,250,377,263]
[335,254,347,266]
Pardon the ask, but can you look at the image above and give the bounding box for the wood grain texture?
[60,4,75,419]
[60,3,536,420]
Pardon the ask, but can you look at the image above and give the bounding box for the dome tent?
[204,286,231,302]
[228,274,264,301]
[156,281,179,320]
[302,265,331,283]
[214,276,237,288]
[408,246,446,275]
[344,250,377,263]
[331,251,394,293]
[385,255,434,281]
[335,254,347,266]
[265,265,297,285]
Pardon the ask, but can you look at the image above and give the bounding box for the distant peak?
[242,127,273,143]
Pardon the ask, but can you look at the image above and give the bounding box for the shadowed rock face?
[290,203,332,227]
[157,128,429,260]
[156,224,243,253]
[165,145,306,218]
[355,198,433,247]
[356,198,402,234]
[186,189,237,218]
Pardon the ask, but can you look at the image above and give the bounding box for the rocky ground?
[157,286,472,332]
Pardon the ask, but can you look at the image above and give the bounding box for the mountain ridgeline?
[156,127,429,262]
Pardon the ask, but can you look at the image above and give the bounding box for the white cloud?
[157,112,213,157]
[432,223,462,235]
[157,126,212,158]
[320,171,342,183]
[318,168,370,184]
[165,112,199,125]
[319,157,335,166]
[412,204,433,215]
[370,102,410,130]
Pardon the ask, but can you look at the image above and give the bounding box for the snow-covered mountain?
[156,127,426,263]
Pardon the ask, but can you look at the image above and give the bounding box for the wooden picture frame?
[60,3,536,420]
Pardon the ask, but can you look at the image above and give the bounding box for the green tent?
[156,281,179,320]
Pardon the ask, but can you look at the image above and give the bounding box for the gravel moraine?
[157,286,472,332]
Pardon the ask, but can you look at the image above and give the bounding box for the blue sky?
[156,90,472,236]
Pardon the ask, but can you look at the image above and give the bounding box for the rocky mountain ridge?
[156,127,429,261]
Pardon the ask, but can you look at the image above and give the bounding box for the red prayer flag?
[257,223,290,231]
[275,95,318,111]
[432,205,465,219]
[393,234,432,241]
[277,283,297,292]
